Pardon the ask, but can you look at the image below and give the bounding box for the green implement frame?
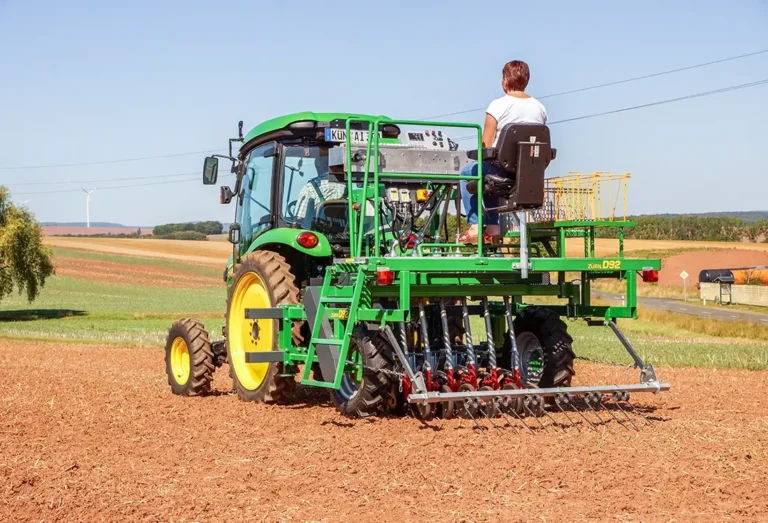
[238,116,664,400]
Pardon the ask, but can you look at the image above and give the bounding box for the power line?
[2,48,766,175]
[452,78,768,141]
[0,149,224,171]
[13,174,235,196]
[548,78,768,124]
[421,48,768,120]
[5,170,199,186]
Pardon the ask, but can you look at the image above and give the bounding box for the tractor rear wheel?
[332,325,397,418]
[507,306,575,388]
[164,318,214,396]
[225,251,302,403]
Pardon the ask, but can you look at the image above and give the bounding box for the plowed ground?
[2,342,767,522]
[52,256,220,289]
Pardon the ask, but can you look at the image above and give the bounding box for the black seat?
[465,122,556,212]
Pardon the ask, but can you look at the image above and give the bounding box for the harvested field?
[659,249,768,286]
[45,237,231,266]
[2,341,767,522]
[52,255,220,289]
[43,226,152,236]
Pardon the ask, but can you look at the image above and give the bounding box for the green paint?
[243,111,395,145]
[245,227,332,257]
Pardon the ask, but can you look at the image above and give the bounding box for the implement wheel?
[164,318,214,396]
[332,325,396,418]
[509,306,575,388]
[225,251,302,403]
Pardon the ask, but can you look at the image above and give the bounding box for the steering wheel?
[285,200,298,220]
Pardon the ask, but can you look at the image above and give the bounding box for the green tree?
[0,188,54,302]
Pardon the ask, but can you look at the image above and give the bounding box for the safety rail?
[343,117,483,258]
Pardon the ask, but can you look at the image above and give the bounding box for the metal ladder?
[300,268,367,389]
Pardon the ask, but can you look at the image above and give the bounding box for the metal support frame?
[407,382,669,404]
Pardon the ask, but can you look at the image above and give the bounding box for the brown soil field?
[660,250,768,286]
[51,255,220,288]
[566,238,768,258]
[43,226,153,236]
[2,341,766,522]
[46,237,231,266]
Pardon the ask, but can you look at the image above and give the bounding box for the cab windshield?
[281,145,349,239]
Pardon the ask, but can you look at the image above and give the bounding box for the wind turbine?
[82,188,95,228]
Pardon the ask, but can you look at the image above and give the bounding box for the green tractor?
[164,112,669,425]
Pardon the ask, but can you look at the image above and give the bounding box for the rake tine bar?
[612,395,640,431]
[600,394,629,430]
[499,410,521,434]
[462,404,487,432]
[554,394,580,432]
[510,406,535,434]
[624,400,653,427]
[584,393,608,426]
[524,397,549,433]
[480,406,504,433]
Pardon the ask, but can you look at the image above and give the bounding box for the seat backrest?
[494,123,556,211]
[494,122,554,174]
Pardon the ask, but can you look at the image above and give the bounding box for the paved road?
[593,291,768,325]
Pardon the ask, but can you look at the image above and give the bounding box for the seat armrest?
[466,147,497,162]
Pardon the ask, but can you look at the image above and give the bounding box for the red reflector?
[641,269,659,283]
[297,232,319,248]
[406,234,417,249]
[352,203,360,211]
[376,267,395,285]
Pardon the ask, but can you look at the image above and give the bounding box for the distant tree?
[137,227,142,236]
[153,221,223,236]
[0,187,54,302]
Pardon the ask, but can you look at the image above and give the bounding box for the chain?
[345,360,406,380]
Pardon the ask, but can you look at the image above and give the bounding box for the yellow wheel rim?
[170,336,190,385]
[228,271,273,390]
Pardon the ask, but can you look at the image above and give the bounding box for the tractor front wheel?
[164,318,215,396]
[225,251,302,403]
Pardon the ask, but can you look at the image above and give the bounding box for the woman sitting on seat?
[459,60,547,244]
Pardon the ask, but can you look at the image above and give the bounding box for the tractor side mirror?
[228,223,241,244]
[220,186,233,204]
[203,156,219,185]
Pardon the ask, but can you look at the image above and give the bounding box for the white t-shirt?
[486,95,547,146]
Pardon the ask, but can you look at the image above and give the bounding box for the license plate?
[325,128,382,143]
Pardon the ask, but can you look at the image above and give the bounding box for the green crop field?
[2,246,767,370]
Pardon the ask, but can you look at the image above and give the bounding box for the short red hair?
[502,60,530,92]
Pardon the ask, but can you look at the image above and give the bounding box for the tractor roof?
[243,111,393,143]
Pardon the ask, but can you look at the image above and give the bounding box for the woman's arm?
[482,113,497,148]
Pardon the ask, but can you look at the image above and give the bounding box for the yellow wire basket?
[526,171,630,223]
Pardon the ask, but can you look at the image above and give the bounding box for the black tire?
[506,306,575,388]
[225,250,302,403]
[332,325,396,418]
[164,318,214,396]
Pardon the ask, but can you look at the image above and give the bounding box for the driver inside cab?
[292,151,346,229]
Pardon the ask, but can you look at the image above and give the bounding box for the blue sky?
[1,0,766,226]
